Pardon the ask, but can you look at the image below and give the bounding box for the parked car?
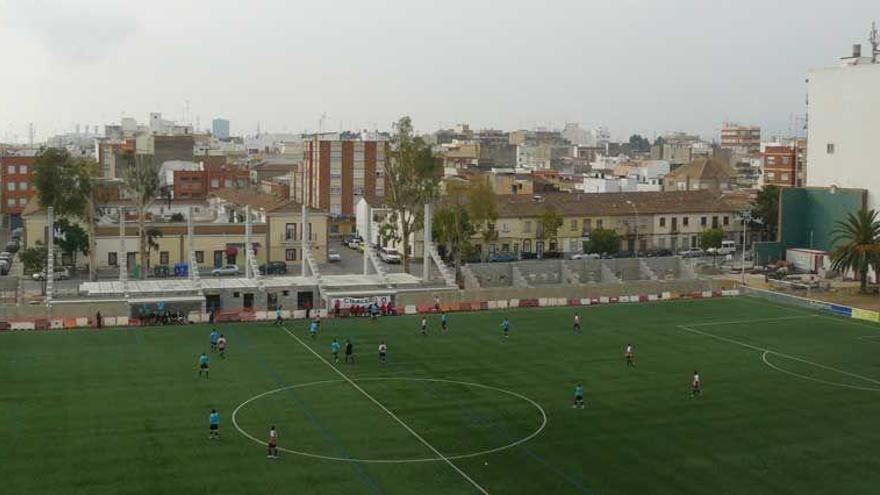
[541,251,562,259]
[0,260,10,275]
[679,248,705,258]
[153,265,171,278]
[5,240,20,253]
[488,252,517,263]
[347,237,363,249]
[0,252,13,264]
[571,253,600,260]
[379,247,402,264]
[259,261,288,275]
[328,249,342,262]
[33,267,70,281]
[519,252,538,260]
[10,228,23,240]
[211,264,239,276]
[644,248,673,257]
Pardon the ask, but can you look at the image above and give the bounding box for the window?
[781,173,790,182]
[19,165,27,174]
[501,243,509,253]
[6,182,14,191]
[282,290,290,296]
[501,223,510,233]
[782,156,791,165]
[700,217,707,226]
[19,182,27,191]
[683,217,689,227]
[523,239,532,253]
[6,198,14,207]
[597,219,604,229]
[233,292,240,298]
[18,198,26,207]
[160,251,169,265]
[210,178,220,188]
[285,223,297,240]
[659,217,666,228]
[224,179,233,188]
[523,220,532,233]
[827,143,835,154]
[108,252,118,266]
[195,251,204,263]
[285,249,296,261]
[767,172,775,179]
[712,216,719,228]
[569,219,577,231]
[330,224,339,234]
[723,216,729,226]
[6,165,14,174]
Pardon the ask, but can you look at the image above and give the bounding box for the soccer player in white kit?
[690,371,702,398]
[573,313,581,332]
[378,341,387,363]
[624,343,634,367]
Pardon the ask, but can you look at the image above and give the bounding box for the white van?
[717,240,737,255]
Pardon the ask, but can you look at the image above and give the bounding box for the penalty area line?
[280,326,491,495]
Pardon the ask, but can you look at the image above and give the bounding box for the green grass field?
[3,296,880,494]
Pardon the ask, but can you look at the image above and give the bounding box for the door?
[297,291,314,311]
[213,250,224,268]
[243,293,254,310]
[127,252,137,274]
[536,240,544,258]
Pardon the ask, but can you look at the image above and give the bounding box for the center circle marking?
[231,377,548,463]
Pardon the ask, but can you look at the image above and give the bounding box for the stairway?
[425,244,457,287]
[638,259,659,280]
[364,245,392,286]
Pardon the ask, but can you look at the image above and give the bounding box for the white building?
[806,47,880,209]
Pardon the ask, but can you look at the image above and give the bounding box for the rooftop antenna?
[28,123,34,150]
[870,21,879,63]
[318,112,328,135]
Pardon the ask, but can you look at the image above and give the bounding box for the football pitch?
[3,296,880,494]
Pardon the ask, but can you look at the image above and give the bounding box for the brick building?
[173,165,251,200]
[295,137,386,216]
[1,155,36,228]
[762,145,798,187]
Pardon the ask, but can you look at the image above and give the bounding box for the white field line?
[760,351,880,392]
[677,324,880,388]
[687,315,818,327]
[281,326,490,495]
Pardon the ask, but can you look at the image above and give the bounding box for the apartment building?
[482,190,743,257]
[720,123,761,155]
[296,136,386,216]
[762,145,798,187]
[0,155,36,228]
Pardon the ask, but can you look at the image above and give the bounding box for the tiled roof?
[664,157,732,181]
[495,190,741,218]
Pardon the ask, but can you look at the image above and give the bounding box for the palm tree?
[829,209,880,293]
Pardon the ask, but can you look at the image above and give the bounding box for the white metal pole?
[363,205,371,275]
[301,203,308,277]
[46,206,54,307]
[423,203,431,281]
[245,205,252,278]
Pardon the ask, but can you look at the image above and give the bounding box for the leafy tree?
[628,134,651,152]
[170,212,185,222]
[432,180,497,273]
[653,136,666,147]
[382,116,442,272]
[54,218,89,269]
[120,154,161,279]
[33,149,100,279]
[829,209,880,293]
[752,185,779,240]
[586,227,620,255]
[19,241,48,274]
[538,207,563,241]
[701,228,725,265]
[145,227,163,271]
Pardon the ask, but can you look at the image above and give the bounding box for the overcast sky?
[0,0,877,142]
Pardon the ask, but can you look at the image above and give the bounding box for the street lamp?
[736,209,761,285]
[626,200,640,257]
